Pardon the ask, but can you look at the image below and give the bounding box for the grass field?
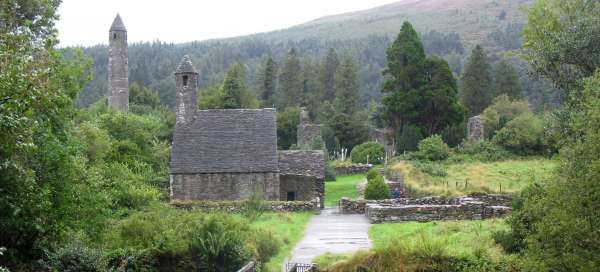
[392,158,557,196]
[324,174,366,207]
[315,219,509,269]
[250,212,313,272]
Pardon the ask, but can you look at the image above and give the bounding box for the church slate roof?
[170,108,278,174]
[278,150,325,179]
[110,14,127,31]
[175,55,198,74]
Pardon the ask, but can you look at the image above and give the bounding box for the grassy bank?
[250,212,313,271]
[324,174,366,207]
[392,158,556,196]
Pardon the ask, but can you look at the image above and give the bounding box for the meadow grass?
[250,212,313,272]
[324,174,366,207]
[392,158,557,196]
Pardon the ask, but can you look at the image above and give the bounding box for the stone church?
[105,15,325,207]
[168,56,325,207]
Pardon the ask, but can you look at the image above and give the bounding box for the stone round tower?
[175,55,199,125]
[108,14,129,112]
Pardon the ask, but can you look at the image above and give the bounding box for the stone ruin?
[467,115,484,141]
[297,107,324,149]
[107,14,129,112]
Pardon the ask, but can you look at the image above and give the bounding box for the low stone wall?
[339,194,512,223]
[172,199,320,213]
[335,164,372,175]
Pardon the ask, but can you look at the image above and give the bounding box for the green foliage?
[278,48,303,108]
[481,95,532,138]
[129,82,160,109]
[321,48,340,102]
[414,135,451,161]
[396,124,424,153]
[460,45,493,116]
[276,107,300,150]
[366,168,380,182]
[492,112,544,155]
[364,175,391,200]
[457,140,512,162]
[45,240,106,272]
[327,112,369,152]
[440,122,467,148]
[324,163,337,182]
[240,193,267,221]
[411,161,448,177]
[259,56,277,107]
[492,59,523,99]
[222,63,246,109]
[351,142,385,165]
[197,64,259,110]
[334,56,360,115]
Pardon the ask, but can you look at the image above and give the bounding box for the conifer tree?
[492,59,523,99]
[259,56,277,107]
[278,48,302,108]
[301,59,323,119]
[381,21,428,135]
[222,63,245,109]
[334,56,360,115]
[460,45,493,116]
[321,48,340,102]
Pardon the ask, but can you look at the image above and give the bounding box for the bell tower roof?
[110,14,127,32]
[175,55,198,74]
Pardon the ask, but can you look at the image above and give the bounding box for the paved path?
[288,207,372,264]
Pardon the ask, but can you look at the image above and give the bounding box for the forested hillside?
[73,0,560,113]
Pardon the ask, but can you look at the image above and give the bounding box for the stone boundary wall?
[339,194,513,223]
[171,199,321,213]
[335,164,372,175]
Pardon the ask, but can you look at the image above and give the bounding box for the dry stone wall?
[335,164,372,175]
[171,199,320,213]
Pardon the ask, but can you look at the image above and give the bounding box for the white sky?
[56,0,400,47]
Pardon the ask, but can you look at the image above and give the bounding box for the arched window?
[113,33,117,40]
[182,75,189,87]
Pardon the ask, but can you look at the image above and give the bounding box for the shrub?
[492,112,544,154]
[45,241,106,272]
[396,124,424,153]
[325,163,337,181]
[366,168,380,182]
[364,175,391,200]
[457,140,512,162]
[241,193,266,221]
[411,161,447,177]
[481,95,532,138]
[351,142,385,164]
[414,135,451,161]
[246,230,280,264]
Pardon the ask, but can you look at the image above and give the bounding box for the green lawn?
[369,219,508,260]
[250,212,313,272]
[393,158,557,196]
[324,174,366,207]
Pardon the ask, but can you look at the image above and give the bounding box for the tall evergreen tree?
[278,48,302,108]
[381,22,427,136]
[320,48,340,102]
[460,45,493,116]
[492,59,523,99]
[222,63,245,109]
[301,59,323,119]
[420,57,465,135]
[259,56,277,107]
[334,56,360,115]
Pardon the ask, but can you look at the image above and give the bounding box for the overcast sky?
[56,0,400,47]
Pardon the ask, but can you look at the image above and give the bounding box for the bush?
[414,135,451,161]
[457,140,512,162]
[492,112,544,154]
[364,175,391,200]
[366,168,380,182]
[396,124,424,153]
[246,230,280,264]
[411,161,447,177]
[46,241,106,272]
[241,193,266,221]
[481,95,532,138]
[351,142,385,164]
[325,163,337,181]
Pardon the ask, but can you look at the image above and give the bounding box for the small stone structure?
[339,194,512,223]
[108,14,129,112]
[467,115,484,141]
[169,56,324,206]
[297,107,324,149]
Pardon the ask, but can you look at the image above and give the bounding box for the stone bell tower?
[175,55,199,125]
[108,14,129,112]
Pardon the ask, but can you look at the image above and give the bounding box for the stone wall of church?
[170,172,280,201]
[279,175,324,208]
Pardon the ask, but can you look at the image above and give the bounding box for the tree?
[278,48,302,108]
[320,48,340,102]
[276,107,300,150]
[327,112,369,152]
[492,59,523,99]
[334,56,360,115]
[420,57,464,135]
[300,58,323,119]
[460,45,493,116]
[222,63,245,109]
[0,0,92,260]
[129,82,160,108]
[381,22,427,136]
[259,56,277,107]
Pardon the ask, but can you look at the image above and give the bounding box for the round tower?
[108,14,129,112]
[175,55,199,125]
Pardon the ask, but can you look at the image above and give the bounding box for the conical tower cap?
[110,14,127,31]
[175,55,198,74]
